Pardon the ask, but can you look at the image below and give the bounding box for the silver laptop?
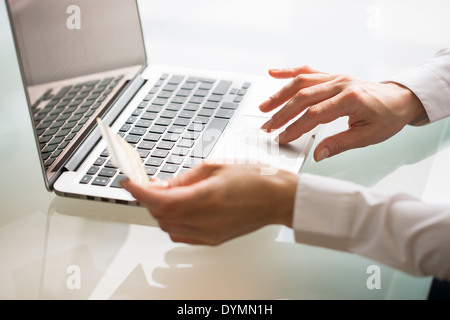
[6,0,315,205]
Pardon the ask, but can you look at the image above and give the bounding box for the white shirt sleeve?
[293,49,450,281]
[293,174,450,281]
[387,48,450,125]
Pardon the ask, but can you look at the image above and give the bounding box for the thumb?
[314,128,369,162]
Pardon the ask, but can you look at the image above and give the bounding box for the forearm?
[293,173,450,281]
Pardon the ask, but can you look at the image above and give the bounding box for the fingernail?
[276,131,287,143]
[316,148,330,162]
[150,177,169,188]
[259,98,272,111]
[260,118,273,132]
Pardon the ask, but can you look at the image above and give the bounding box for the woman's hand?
[121,162,298,245]
[260,66,427,161]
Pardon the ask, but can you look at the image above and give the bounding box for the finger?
[313,126,372,161]
[167,162,223,188]
[268,66,325,79]
[120,179,163,205]
[262,81,342,132]
[259,73,338,113]
[121,170,219,216]
[276,93,352,144]
[158,221,211,245]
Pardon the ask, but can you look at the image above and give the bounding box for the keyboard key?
[156,141,175,150]
[176,89,191,97]
[187,123,205,132]
[145,166,157,176]
[147,105,163,113]
[129,127,146,136]
[166,103,182,112]
[198,108,215,117]
[126,116,137,124]
[137,141,156,150]
[212,80,232,95]
[163,84,177,92]
[93,157,106,166]
[237,89,247,96]
[173,118,190,127]
[220,102,239,110]
[80,175,92,184]
[168,75,184,85]
[145,157,164,167]
[152,149,169,158]
[178,110,195,119]
[42,144,58,153]
[193,116,209,125]
[172,96,187,104]
[87,166,99,175]
[141,112,157,120]
[110,175,127,188]
[92,177,110,186]
[135,119,152,128]
[161,164,179,174]
[171,147,190,156]
[158,91,173,99]
[215,109,234,119]
[132,108,142,117]
[125,135,141,144]
[189,96,203,104]
[203,102,219,109]
[152,98,168,106]
[198,82,213,90]
[190,118,228,159]
[143,133,161,142]
[48,136,64,145]
[162,133,180,142]
[120,124,131,132]
[177,139,195,148]
[149,125,166,134]
[155,118,172,126]
[233,95,243,103]
[182,131,200,140]
[100,149,109,157]
[160,110,177,119]
[166,155,184,165]
[157,172,173,180]
[98,168,117,177]
[193,89,209,97]
[168,125,185,134]
[207,94,223,103]
[104,160,117,168]
[183,103,200,112]
[137,149,150,158]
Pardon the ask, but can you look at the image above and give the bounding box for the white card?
[96,118,149,187]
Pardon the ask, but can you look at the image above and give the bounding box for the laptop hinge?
[63,75,146,172]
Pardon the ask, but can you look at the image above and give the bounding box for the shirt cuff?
[386,66,450,125]
[292,173,356,251]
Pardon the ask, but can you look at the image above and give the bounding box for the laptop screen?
[7,0,146,86]
[6,0,147,190]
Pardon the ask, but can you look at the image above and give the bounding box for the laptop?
[6,0,316,205]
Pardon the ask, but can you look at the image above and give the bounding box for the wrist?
[385,82,428,125]
[270,169,299,227]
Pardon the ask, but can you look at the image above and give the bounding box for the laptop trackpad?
[211,115,311,173]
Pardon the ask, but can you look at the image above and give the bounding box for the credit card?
[96,117,149,187]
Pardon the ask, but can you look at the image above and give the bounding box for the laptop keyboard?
[33,75,124,170]
[80,73,251,188]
